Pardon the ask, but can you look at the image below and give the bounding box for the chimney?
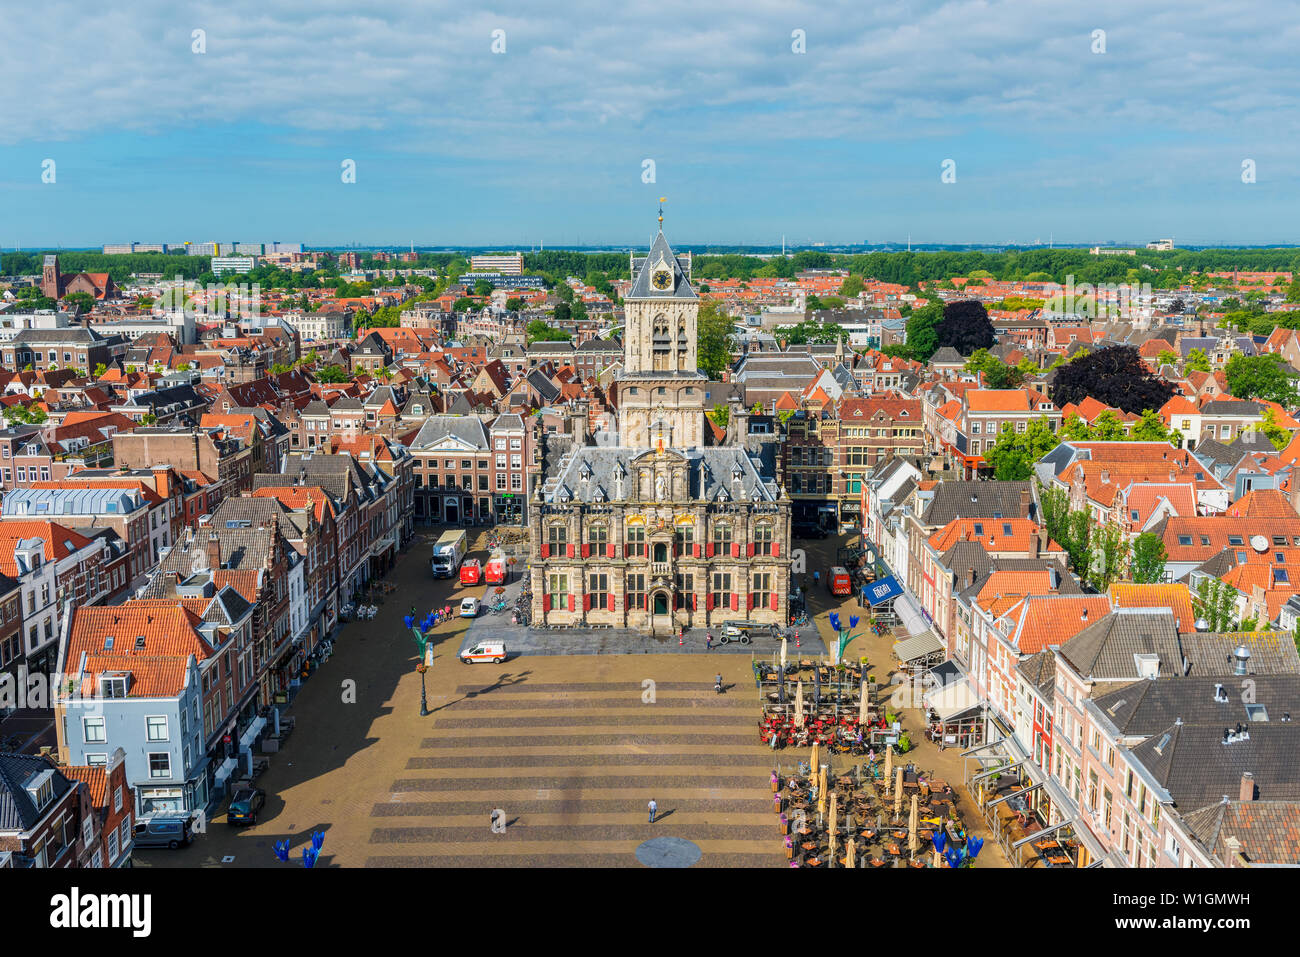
[966,566,976,588]
[1019,487,1030,515]
[206,532,222,571]
[1100,469,1110,485]
[1239,771,1255,802]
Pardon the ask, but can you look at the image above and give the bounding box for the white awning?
[213,757,237,787]
[238,715,266,752]
[892,629,943,664]
[924,676,981,722]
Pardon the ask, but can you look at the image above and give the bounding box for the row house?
[2,328,120,375]
[145,505,292,722]
[0,521,118,675]
[947,389,1061,478]
[113,424,255,502]
[62,749,136,867]
[57,602,217,818]
[250,485,341,648]
[0,753,87,868]
[410,414,533,526]
[0,574,20,705]
[1037,441,1232,519]
[902,480,1037,619]
[1148,514,1300,582]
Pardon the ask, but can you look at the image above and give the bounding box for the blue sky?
[3,0,1299,247]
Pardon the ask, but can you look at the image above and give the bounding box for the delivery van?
[484,555,506,585]
[828,566,853,596]
[460,558,482,586]
[460,640,506,664]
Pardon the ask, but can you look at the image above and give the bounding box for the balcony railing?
[651,562,670,576]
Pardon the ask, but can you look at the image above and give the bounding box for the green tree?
[697,300,736,379]
[473,278,495,297]
[63,291,96,313]
[1224,353,1300,406]
[314,364,351,383]
[1038,482,1071,549]
[1060,414,1091,441]
[1088,522,1130,592]
[555,283,574,303]
[552,301,571,324]
[526,320,572,344]
[903,302,942,363]
[839,275,864,298]
[505,297,524,311]
[1130,533,1169,584]
[92,362,107,378]
[983,419,1060,480]
[1064,510,1093,578]
[1157,349,1179,367]
[452,296,476,312]
[708,404,730,429]
[1252,406,1292,451]
[1131,409,1170,442]
[1193,577,1239,632]
[140,412,157,426]
[1185,348,1211,373]
[1090,409,1128,441]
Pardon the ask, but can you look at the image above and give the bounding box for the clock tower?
[618,222,707,448]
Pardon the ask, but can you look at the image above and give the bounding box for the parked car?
[228,788,266,826]
[792,522,829,540]
[133,815,195,849]
[459,596,480,618]
[461,640,506,664]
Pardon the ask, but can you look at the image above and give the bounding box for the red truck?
[828,566,852,596]
[484,555,506,585]
[459,559,482,586]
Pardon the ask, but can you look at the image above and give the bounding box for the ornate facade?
[528,225,791,633]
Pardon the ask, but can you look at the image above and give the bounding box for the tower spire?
[658,197,665,229]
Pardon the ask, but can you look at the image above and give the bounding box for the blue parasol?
[966,836,984,859]
[931,831,946,854]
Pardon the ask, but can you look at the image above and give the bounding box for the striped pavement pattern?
[365,680,785,867]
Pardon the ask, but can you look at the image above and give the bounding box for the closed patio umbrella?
[829,792,839,866]
[884,743,893,789]
[846,837,857,870]
[810,740,820,779]
[894,767,904,818]
[909,794,920,856]
[780,636,788,673]
[796,681,805,727]
[859,678,870,724]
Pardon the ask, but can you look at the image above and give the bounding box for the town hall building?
[527,222,792,634]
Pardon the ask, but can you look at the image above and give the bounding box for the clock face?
[652,269,673,290]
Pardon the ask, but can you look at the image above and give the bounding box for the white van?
[460,640,506,664]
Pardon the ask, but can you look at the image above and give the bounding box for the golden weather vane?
[658,197,665,226]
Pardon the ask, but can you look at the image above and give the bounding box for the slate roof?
[920,481,1034,526]
[627,230,697,301]
[1132,721,1300,808]
[409,415,491,451]
[1019,649,1057,705]
[540,446,779,505]
[0,754,73,832]
[1093,675,1300,737]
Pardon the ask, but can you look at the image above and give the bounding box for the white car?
[459,597,480,618]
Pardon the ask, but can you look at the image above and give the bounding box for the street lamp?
[406,614,433,716]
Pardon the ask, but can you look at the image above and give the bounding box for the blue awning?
[862,575,903,606]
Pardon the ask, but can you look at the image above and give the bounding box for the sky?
[3,0,1300,248]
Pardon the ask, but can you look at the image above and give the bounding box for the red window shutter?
[730,593,739,611]
[567,593,575,612]
[746,594,753,610]
[770,592,779,611]
[567,543,575,558]
[543,593,551,611]
[731,543,740,558]
[540,543,550,558]
[773,542,781,558]
[692,594,698,610]
[606,544,615,558]
[581,544,590,558]
[706,543,714,558]
[706,593,714,610]
[583,594,591,611]
[607,593,615,612]
[747,543,754,558]
[693,543,701,558]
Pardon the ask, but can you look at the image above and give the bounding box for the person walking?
[813,570,820,587]
[648,798,658,824]
[705,632,713,652]
[715,673,724,695]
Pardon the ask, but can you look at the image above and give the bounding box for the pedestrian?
[705,632,713,652]
[715,673,724,695]
[813,570,820,587]
[648,798,658,823]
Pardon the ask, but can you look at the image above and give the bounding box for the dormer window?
[100,673,130,698]
[25,770,54,813]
